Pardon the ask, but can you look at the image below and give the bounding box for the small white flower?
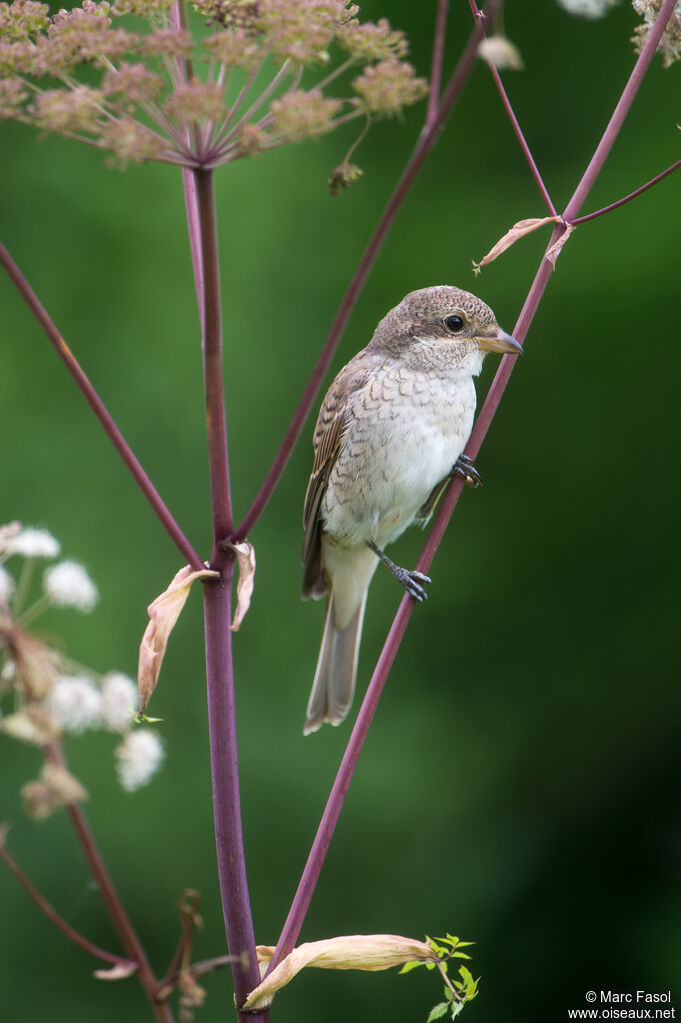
[478,35,524,70]
[43,560,98,612]
[100,672,138,732]
[10,527,61,559]
[115,729,165,792]
[1,659,16,681]
[556,0,618,17]
[46,674,102,733]
[0,565,15,601]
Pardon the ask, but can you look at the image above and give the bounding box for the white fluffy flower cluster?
[556,0,619,16]
[41,672,164,791]
[0,565,15,601]
[43,560,99,612]
[115,730,165,792]
[0,522,98,614]
[1,522,165,794]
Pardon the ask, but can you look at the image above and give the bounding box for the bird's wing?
[301,361,371,600]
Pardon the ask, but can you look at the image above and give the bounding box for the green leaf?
[458,966,474,987]
[399,961,424,975]
[452,951,472,960]
[426,1002,450,1022]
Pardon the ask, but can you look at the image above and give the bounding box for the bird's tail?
[303,589,367,735]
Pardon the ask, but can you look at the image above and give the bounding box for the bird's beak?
[476,328,523,355]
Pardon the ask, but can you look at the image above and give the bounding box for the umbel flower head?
[0,522,165,812]
[0,0,427,171]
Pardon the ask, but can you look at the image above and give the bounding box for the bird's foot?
[451,454,483,488]
[367,540,432,602]
[393,566,432,602]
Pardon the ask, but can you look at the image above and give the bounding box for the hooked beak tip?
[477,329,523,356]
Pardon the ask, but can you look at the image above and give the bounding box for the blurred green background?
[1,1,680,1020]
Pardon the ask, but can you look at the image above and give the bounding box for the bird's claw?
[395,567,432,602]
[452,454,483,488]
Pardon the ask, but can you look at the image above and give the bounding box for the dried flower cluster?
[0,0,427,172]
[632,0,681,64]
[0,522,164,816]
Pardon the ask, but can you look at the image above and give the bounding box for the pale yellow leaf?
[546,222,577,266]
[93,962,138,981]
[227,541,256,632]
[473,216,561,273]
[244,934,438,1011]
[137,565,219,713]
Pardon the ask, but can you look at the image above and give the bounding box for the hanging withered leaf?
[93,962,138,981]
[137,565,219,714]
[225,541,256,632]
[546,222,577,265]
[472,215,575,273]
[244,934,439,1011]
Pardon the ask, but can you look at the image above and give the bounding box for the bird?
[301,285,521,735]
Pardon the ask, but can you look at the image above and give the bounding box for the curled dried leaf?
[225,541,256,632]
[93,961,138,981]
[473,216,562,274]
[138,565,219,714]
[245,934,438,1010]
[546,222,577,265]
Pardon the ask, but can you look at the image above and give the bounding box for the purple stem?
[202,559,265,1020]
[426,0,449,130]
[0,835,134,968]
[486,62,557,216]
[0,242,203,573]
[267,0,677,972]
[40,743,175,1022]
[193,169,233,546]
[570,155,681,225]
[170,2,205,326]
[192,167,263,1018]
[232,0,501,543]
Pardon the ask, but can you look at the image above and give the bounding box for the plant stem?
[42,744,174,1022]
[170,4,205,327]
[426,0,449,130]
[232,0,501,542]
[570,155,681,225]
[202,561,265,1020]
[485,61,557,216]
[192,167,264,1018]
[0,242,204,573]
[0,832,134,968]
[267,0,677,971]
[193,168,234,548]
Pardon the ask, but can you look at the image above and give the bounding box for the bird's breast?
[322,368,477,547]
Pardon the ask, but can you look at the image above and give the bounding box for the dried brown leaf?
[138,565,219,713]
[473,216,561,274]
[545,222,577,266]
[244,934,438,1011]
[227,541,256,632]
[93,962,138,981]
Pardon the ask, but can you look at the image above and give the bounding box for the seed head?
[352,58,427,117]
[115,728,165,791]
[43,560,99,612]
[46,674,102,732]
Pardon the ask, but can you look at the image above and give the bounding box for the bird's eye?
[444,314,465,333]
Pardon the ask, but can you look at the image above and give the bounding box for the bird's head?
[369,285,522,374]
